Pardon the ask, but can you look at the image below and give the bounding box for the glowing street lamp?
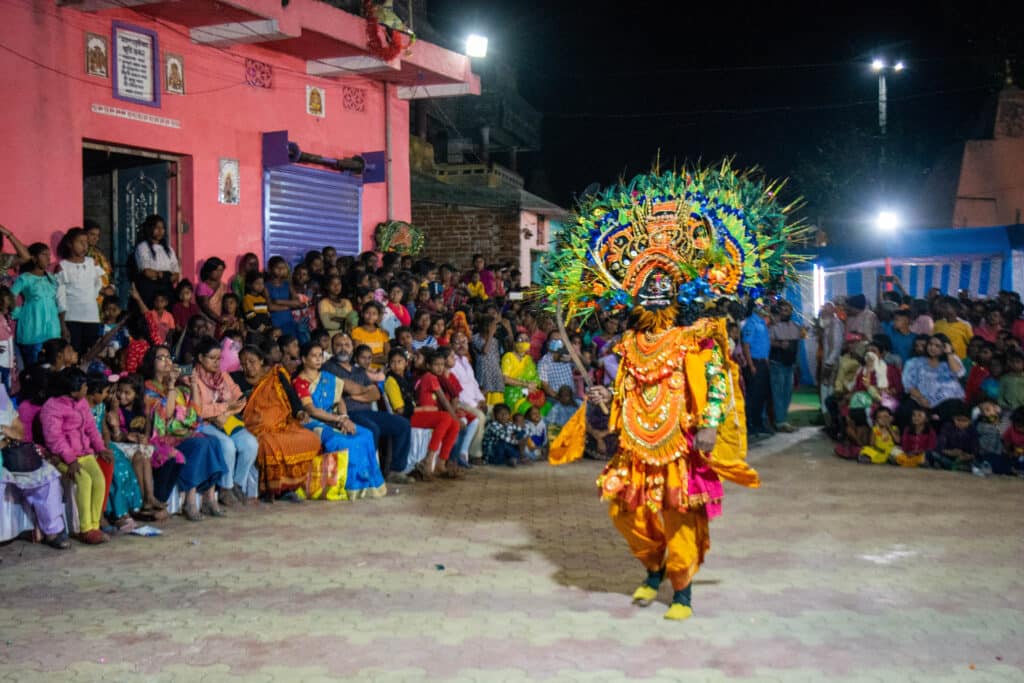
[466,34,488,58]
[876,210,901,232]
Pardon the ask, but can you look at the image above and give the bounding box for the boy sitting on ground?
[482,404,527,467]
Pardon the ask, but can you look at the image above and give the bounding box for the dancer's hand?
[587,386,612,406]
[695,427,718,453]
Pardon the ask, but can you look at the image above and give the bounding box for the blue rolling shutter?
[263,165,363,265]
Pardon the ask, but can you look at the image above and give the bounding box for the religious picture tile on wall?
[218,159,239,205]
[85,33,108,78]
[306,85,325,117]
[165,53,184,95]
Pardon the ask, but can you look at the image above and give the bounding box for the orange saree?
[242,367,320,495]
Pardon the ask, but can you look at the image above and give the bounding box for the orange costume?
[544,164,801,620]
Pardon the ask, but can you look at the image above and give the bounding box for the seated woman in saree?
[501,331,544,415]
[140,345,228,521]
[292,341,387,500]
[239,345,320,499]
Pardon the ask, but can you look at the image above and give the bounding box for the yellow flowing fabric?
[548,403,588,465]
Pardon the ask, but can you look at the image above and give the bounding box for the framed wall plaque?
[112,21,160,108]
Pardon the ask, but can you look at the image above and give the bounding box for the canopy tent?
[788,224,1024,386]
[809,225,1022,306]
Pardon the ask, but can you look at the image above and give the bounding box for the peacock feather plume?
[539,160,808,324]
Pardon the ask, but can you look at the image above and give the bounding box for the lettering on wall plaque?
[112,21,160,108]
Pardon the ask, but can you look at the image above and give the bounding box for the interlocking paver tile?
[1,430,1022,681]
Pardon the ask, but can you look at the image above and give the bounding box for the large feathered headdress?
[541,160,805,323]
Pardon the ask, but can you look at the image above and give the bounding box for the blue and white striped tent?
[811,225,1020,304]
[789,225,1024,385]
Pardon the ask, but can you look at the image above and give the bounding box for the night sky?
[428,0,1022,241]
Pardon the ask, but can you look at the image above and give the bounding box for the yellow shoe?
[663,603,694,621]
[631,584,658,606]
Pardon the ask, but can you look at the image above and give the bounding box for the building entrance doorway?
[82,143,182,303]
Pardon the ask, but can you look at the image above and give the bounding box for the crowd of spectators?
[813,284,1024,476]
[0,216,604,549]
[5,215,1022,551]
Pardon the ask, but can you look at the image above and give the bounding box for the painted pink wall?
[953,139,1024,228]
[0,4,411,279]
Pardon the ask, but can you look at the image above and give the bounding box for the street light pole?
[871,58,903,137]
[877,71,887,136]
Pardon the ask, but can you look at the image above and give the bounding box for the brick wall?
[411,202,521,269]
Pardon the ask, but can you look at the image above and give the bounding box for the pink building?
[0,0,478,284]
[952,77,1024,228]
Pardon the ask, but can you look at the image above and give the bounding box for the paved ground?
[1,429,1022,682]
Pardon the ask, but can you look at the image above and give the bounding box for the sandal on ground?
[414,461,434,481]
[201,501,226,517]
[79,529,108,544]
[441,461,465,479]
[184,501,203,522]
[44,531,71,550]
[217,490,237,507]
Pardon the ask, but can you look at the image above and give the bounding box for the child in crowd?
[351,302,389,369]
[466,271,487,301]
[40,368,111,544]
[928,406,978,472]
[291,264,316,342]
[974,399,1010,475]
[99,296,129,364]
[218,293,245,337]
[858,406,902,464]
[899,406,936,468]
[964,341,994,404]
[431,315,450,347]
[523,405,548,461]
[1001,407,1024,476]
[318,274,356,334]
[394,326,414,355]
[412,350,462,478]
[86,373,141,532]
[383,348,415,419]
[108,375,166,517]
[148,293,175,345]
[220,330,243,373]
[482,403,526,467]
[437,346,477,466]
[171,280,201,332]
[0,286,15,391]
[998,351,1024,411]
[242,271,272,335]
[278,334,300,376]
[122,315,152,375]
[834,407,871,460]
[545,385,581,437]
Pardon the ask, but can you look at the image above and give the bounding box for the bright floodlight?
[466,34,488,58]
[871,58,885,72]
[876,210,900,232]
[893,60,905,72]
